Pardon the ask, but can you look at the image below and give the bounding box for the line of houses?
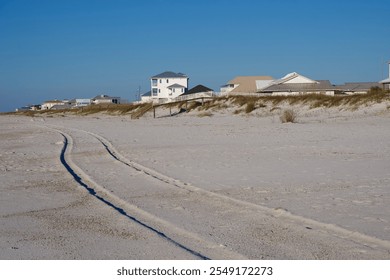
[17,94,123,111]
[16,62,390,111]
[142,62,390,104]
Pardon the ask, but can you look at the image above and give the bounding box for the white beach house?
[150,71,189,102]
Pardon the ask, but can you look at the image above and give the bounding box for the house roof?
[141,91,151,97]
[92,94,120,100]
[261,80,335,92]
[151,71,188,78]
[379,77,390,84]
[227,76,274,93]
[167,83,186,88]
[182,84,214,95]
[337,82,381,91]
[50,104,73,110]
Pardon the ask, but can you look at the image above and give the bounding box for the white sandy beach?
[1,104,390,259]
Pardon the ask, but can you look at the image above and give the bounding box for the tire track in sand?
[48,126,246,260]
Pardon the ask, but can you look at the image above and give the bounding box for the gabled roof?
[271,72,318,85]
[227,76,274,93]
[167,83,186,88]
[261,80,335,92]
[151,71,188,78]
[182,84,213,95]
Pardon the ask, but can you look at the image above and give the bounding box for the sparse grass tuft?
[280,109,297,123]
[186,101,202,111]
[245,102,256,113]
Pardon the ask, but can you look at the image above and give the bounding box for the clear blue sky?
[1,0,389,112]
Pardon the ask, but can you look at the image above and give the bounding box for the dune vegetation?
[6,90,390,120]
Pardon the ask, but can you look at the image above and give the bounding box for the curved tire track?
[51,127,247,260]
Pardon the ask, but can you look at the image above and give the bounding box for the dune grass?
[280,109,297,123]
[8,91,390,118]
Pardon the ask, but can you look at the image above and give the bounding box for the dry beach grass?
[8,91,390,120]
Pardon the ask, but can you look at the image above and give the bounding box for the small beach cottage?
[150,71,189,102]
[259,72,336,96]
[92,94,121,104]
[41,100,66,110]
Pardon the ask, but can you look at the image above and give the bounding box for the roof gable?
[167,83,186,88]
[273,72,318,85]
[183,84,213,95]
[228,76,274,93]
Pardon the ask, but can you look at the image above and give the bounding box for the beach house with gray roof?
[150,71,189,102]
[259,72,337,96]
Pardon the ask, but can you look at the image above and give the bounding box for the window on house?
[152,88,158,96]
[152,79,157,86]
[166,79,169,83]
[181,88,184,93]
[173,88,176,93]
[158,89,161,93]
[159,79,162,83]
